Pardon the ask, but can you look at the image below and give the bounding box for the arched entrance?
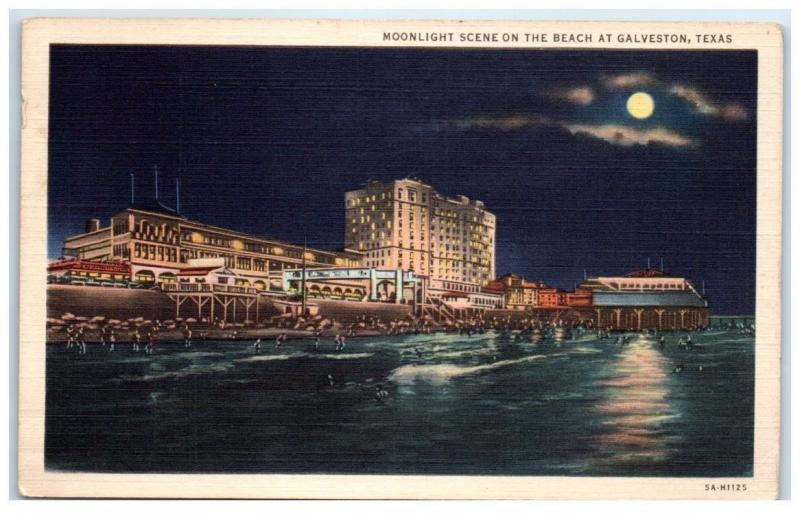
[158,272,176,285]
[376,279,396,302]
[135,270,156,283]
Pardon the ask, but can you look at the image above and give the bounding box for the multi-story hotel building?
[344,178,496,296]
[60,200,363,291]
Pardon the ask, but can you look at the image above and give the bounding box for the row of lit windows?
[615,282,686,290]
[112,244,130,259]
[179,229,345,265]
[348,191,395,207]
[135,221,180,245]
[134,242,178,263]
[112,219,130,236]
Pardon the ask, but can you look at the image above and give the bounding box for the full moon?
[627,91,655,119]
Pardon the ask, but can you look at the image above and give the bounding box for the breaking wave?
[112,362,235,382]
[235,351,375,363]
[389,353,565,384]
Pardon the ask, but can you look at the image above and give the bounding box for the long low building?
[577,269,709,330]
[61,200,364,291]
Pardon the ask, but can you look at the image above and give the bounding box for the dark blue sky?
[48,46,757,314]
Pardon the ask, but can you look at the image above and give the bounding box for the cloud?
[600,72,659,91]
[668,84,749,121]
[443,114,695,149]
[668,85,717,115]
[719,104,749,121]
[564,123,694,148]
[547,86,595,106]
[448,115,548,131]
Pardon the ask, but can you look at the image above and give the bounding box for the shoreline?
[45,326,444,345]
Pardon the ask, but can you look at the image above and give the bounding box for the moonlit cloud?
[444,115,694,149]
[668,84,748,120]
[669,85,717,114]
[600,72,659,91]
[547,86,596,106]
[564,124,694,148]
[719,104,749,121]
[449,115,548,131]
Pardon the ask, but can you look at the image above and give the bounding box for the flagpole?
[301,237,307,317]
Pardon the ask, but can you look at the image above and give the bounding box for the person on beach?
[100,326,107,346]
[314,330,321,352]
[133,329,141,352]
[659,336,666,350]
[77,327,86,354]
[66,326,74,349]
[183,324,192,348]
[145,331,155,355]
[108,329,116,351]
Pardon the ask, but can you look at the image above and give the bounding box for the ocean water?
[45,330,754,476]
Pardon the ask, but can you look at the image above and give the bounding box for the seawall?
[46,285,412,324]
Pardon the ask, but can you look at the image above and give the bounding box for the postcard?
[18,18,783,499]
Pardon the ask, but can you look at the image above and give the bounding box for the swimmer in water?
[254,338,262,353]
[327,374,335,388]
[375,385,389,402]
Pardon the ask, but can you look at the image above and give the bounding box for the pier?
[163,283,260,323]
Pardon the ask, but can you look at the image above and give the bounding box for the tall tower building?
[344,178,496,292]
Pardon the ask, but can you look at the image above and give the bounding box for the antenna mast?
[154,165,159,200]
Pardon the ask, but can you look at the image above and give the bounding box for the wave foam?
[112,362,235,382]
[389,353,564,384]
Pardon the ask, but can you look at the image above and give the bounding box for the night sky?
[48,46,757,314]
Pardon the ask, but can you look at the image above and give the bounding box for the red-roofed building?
[537,287,568,308]
[485,273,549,310]
[47,259,131,284]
